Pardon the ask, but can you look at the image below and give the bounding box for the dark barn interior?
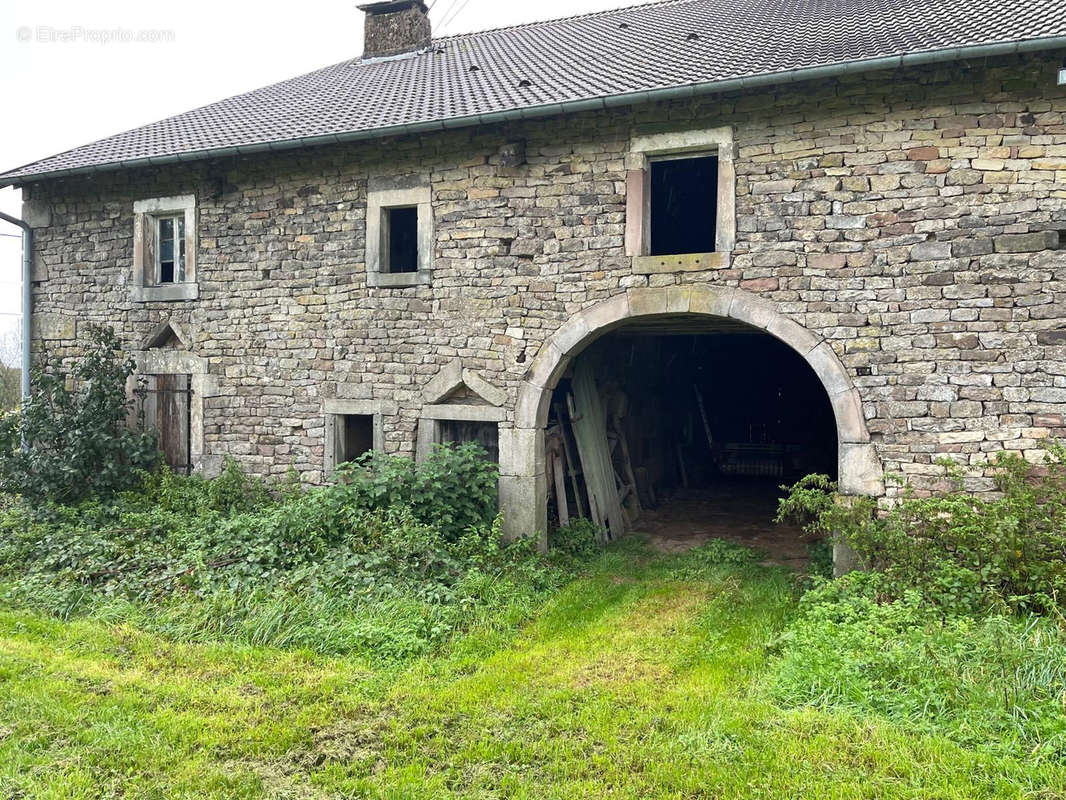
[546,318,837,565]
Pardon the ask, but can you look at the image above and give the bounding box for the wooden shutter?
[141,214,157,285]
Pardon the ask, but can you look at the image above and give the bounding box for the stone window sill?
[131,283,200,302]
[633,252,730,274]
[368,270,432,288]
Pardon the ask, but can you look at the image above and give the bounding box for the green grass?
[1,541,1064,799]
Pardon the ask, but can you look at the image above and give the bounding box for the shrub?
[0,325,158,504]
[335,441,499,541]
[778,447,1066,614]
[550,518,602,558]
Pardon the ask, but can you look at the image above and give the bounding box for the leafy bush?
[335,442,499,541]
[0,325,158,504]
[769,574,1066,762]
[778,448,1066,614]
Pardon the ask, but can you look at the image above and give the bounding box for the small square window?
[385,206,419,274]
[156,215,186,284]
[335,414,375,466]
[649,155,719,257]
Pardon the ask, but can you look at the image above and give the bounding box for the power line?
[434,0,459,27]
[440,0,473,32]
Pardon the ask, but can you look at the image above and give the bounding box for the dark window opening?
[439,420,499,464]
[335,414,375,466]
[649,155,718,256]
[386,206,419,273]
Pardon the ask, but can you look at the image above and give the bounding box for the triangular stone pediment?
[142,319,191,351]
[423,358,506,407]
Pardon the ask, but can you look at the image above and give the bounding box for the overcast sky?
[0,0,653,355]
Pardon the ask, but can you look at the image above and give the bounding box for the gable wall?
[23,50,1066,498]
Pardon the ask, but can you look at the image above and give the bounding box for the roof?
[4,0,1066,186]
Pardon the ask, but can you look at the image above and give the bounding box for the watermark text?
[16,25,176,45]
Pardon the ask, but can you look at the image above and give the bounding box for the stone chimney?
[359,1,432,60]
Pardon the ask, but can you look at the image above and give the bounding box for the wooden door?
[153,374,192,474]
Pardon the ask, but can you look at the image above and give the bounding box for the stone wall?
[22,51,1066,505]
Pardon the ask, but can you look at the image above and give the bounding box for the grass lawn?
[1,541,1063,799]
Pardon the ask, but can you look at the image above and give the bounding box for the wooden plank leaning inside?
[569,356,627,543]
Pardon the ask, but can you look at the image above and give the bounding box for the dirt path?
[629,483,811,569]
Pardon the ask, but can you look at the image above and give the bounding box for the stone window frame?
[625,127,736,274]
[323,399,394,476]
[365,174,433,288]
[132,195,200,302]
[415,404,508,463]
[415,360,508,462]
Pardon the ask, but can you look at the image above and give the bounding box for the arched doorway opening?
[545,318,836,563]
[501,288,884,564]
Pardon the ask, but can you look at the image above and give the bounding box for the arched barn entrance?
[500,288,884,564]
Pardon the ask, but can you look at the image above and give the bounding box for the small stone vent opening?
[649,154,718,256]
[547,321,837,567]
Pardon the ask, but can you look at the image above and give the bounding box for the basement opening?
[649,154,718,256]
[546,317,837,567]
[439,420,500,464]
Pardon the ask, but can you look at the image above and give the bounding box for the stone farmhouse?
[2,0,1066,554]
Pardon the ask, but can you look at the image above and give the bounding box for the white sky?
[0,0,654,346]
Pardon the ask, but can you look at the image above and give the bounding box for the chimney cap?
[358,0,429,14]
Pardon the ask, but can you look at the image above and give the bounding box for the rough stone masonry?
[20,51,1066,539]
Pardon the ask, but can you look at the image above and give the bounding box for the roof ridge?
[432,0,698,42]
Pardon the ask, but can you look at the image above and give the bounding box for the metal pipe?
[3,35,1066,188]
[0,210,31,408]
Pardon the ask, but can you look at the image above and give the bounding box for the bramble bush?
[0,446,577,661]
[0,325,158,504]
[777,446,1066,615]
[334,442,499,542]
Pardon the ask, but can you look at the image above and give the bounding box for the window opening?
[649,155,718,256]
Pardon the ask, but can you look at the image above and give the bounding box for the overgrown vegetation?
[0,365,18,412]
[778,448,1066,615]
[770,454,1066,765]
[0,325,157,504]
[0,445,575,660]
